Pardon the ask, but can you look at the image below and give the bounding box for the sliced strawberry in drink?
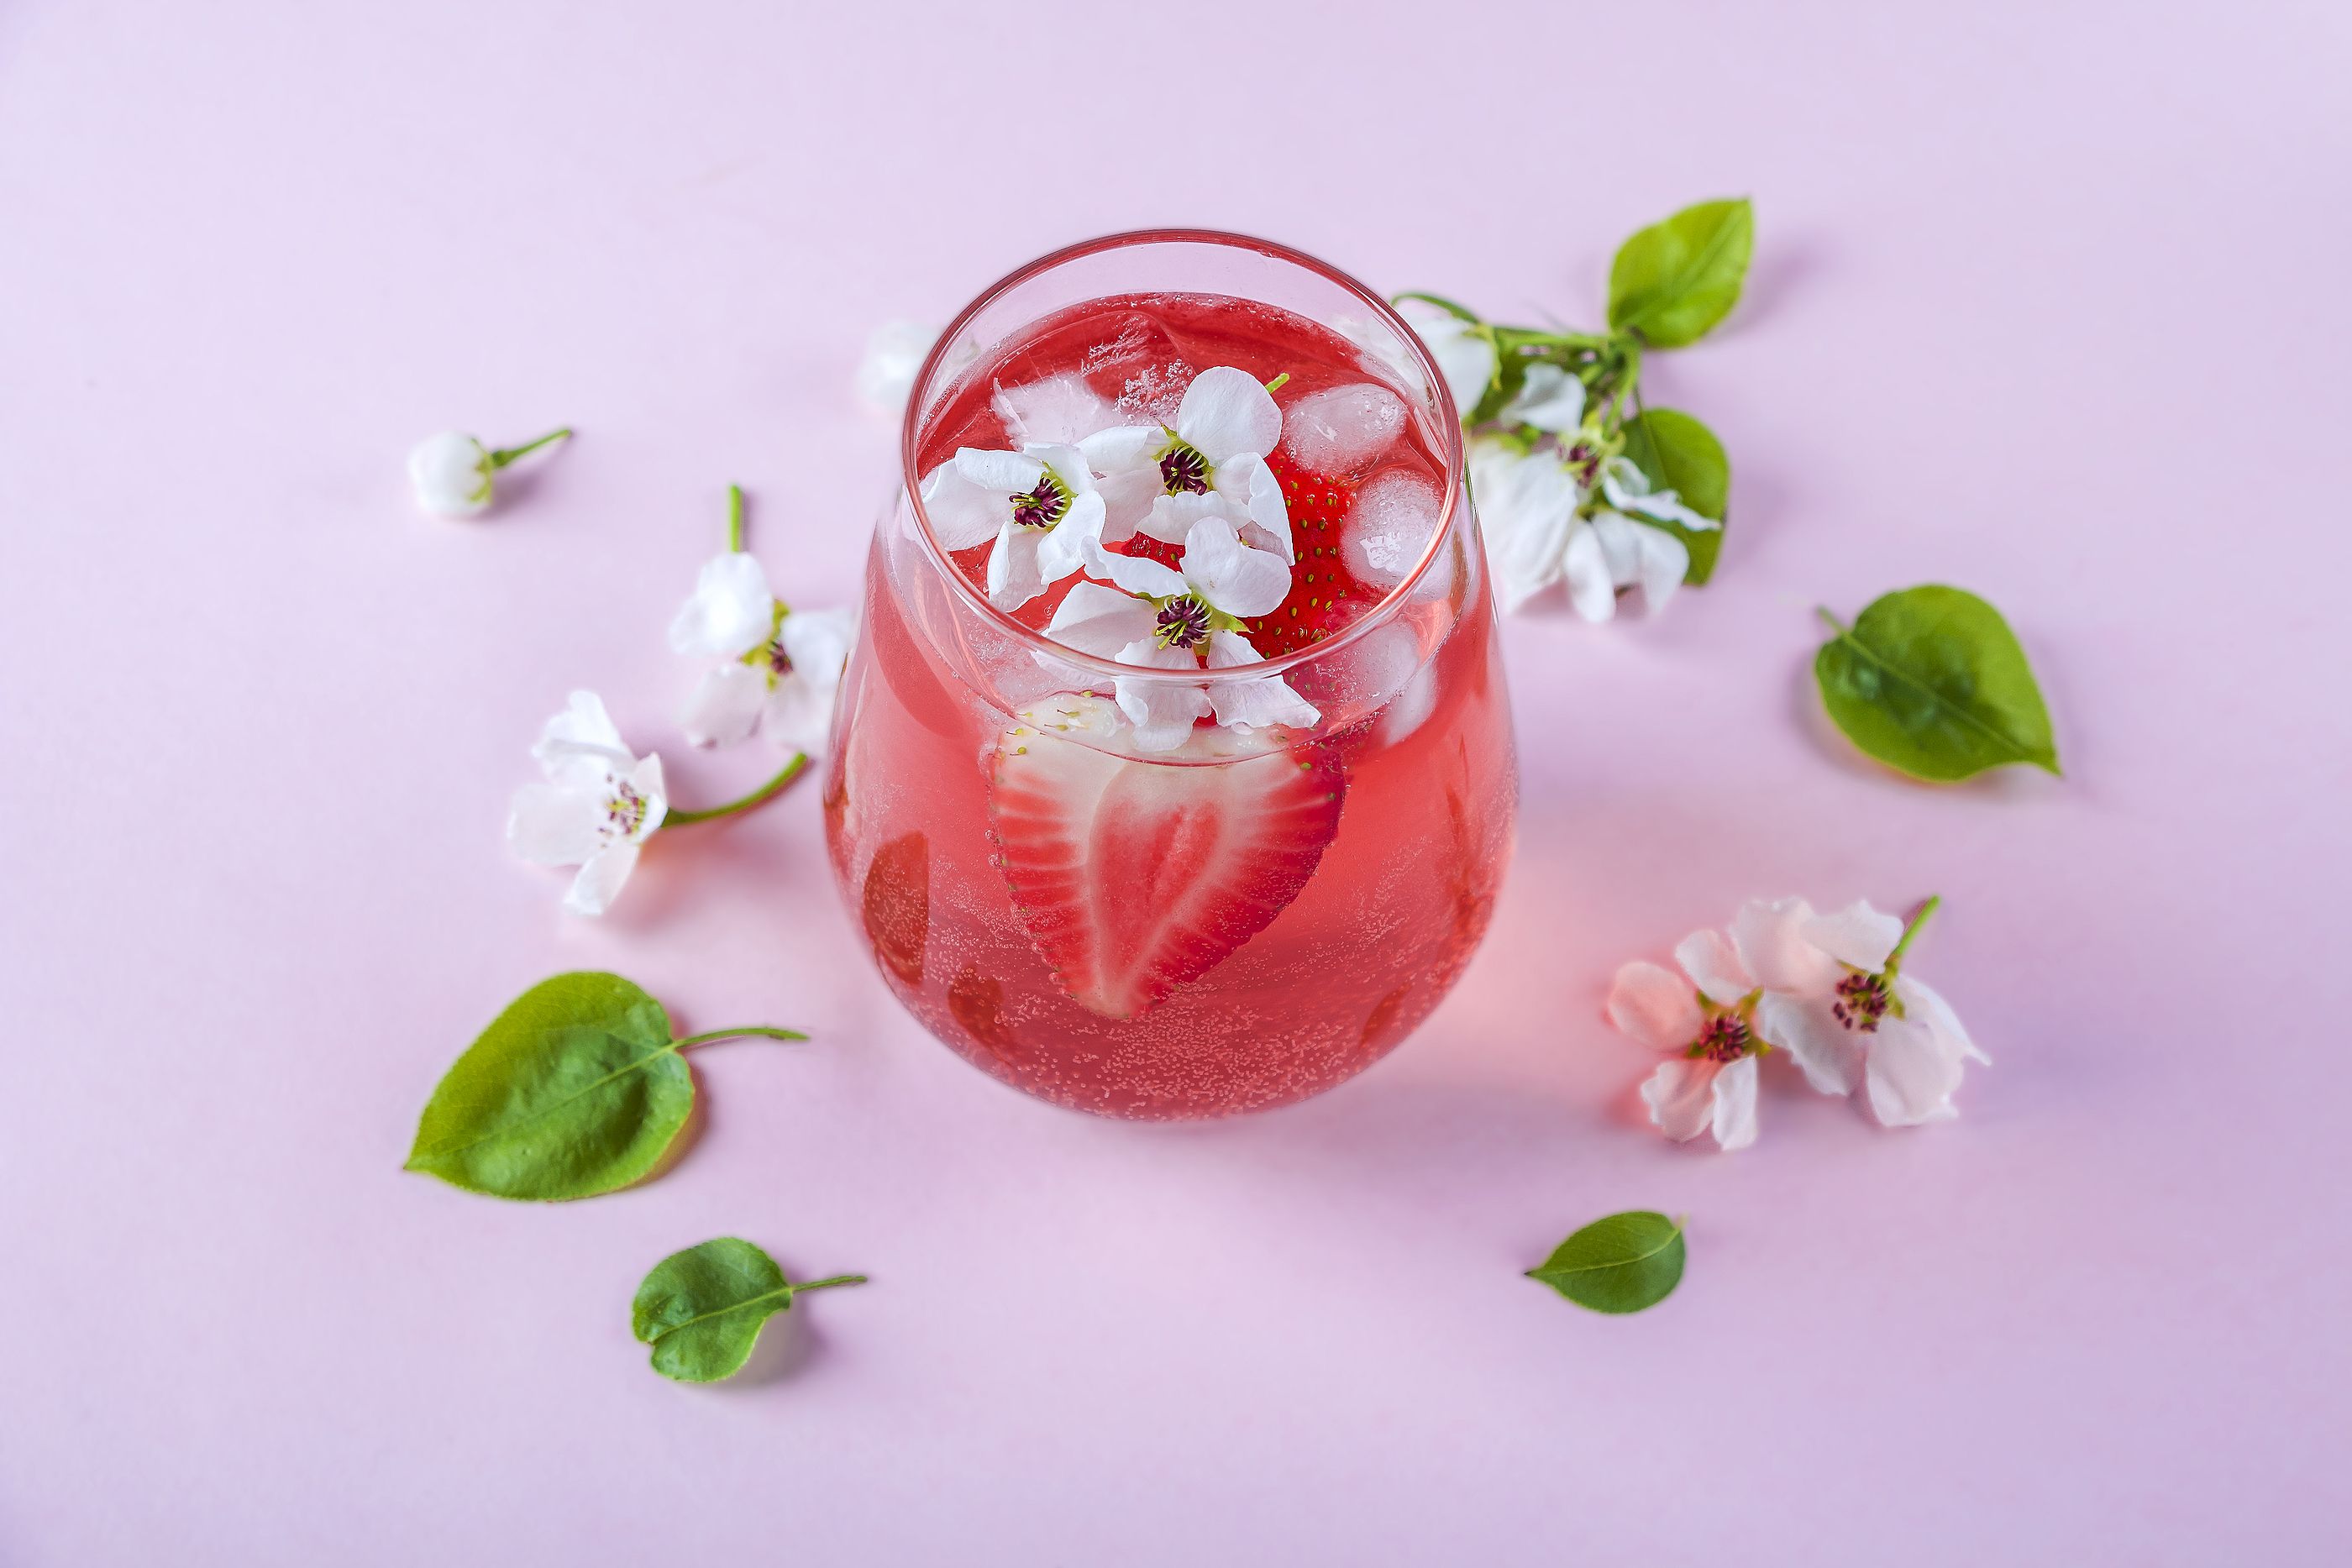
[989,696,1347,1020]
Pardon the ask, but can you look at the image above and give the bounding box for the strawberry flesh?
[989,696,1347,1019]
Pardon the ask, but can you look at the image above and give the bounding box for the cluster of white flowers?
[498,488,854,917]
[920,364,1315,753]
[1473,422,1719,624]
[1607,896,1985,1151]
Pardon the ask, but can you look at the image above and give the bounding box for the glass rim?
[896,228,1467,684]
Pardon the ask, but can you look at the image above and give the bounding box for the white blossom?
[507,691,667,916]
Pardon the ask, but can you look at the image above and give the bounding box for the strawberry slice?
[989,695,1347,1019]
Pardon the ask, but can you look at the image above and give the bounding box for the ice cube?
[992,374,1120,446]
[1075,312,1194,424]
[1341,469,1445,588]
[1281,384,1406,478]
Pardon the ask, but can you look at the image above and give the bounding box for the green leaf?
[1815,585,2061,782]
[1620,406,1730,585]
[405,972,693,1201]
[1526,1211,1686,1314]
[1607,198,1754,348]
[633,1238,865,1382]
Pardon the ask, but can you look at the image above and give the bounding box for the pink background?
[4,2,2347,1562]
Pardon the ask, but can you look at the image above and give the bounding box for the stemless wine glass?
[822,230,1516,1119]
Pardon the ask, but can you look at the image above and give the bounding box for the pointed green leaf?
[1815,585,2061,783]
[1607,198,1754,348]
[405,972,693,1201]
[1527,1211,1686,1314]
[1621,406,1730,584]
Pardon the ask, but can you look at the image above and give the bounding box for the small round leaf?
[1607,199,1755,348]
[633,1238,797,1382]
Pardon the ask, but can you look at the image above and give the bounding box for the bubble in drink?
[1341,469,1444,587]
[1281,383,1407,478]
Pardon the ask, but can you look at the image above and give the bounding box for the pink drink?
[824,234,1516,1119]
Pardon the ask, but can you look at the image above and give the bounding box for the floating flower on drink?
[1047,518,1312,750]
[406,427,571,517]
[1736,895,1986,1125]
[507,691,669,916]
[1608,928,1768,1151]
[921,443,1111,611]
[1088,366,1295,562]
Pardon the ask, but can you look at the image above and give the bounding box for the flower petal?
[507,783,606,866]
[1730,897,1844,994]
[778,606,857,690]
[1803,901,1904,972]
[1626,517,1689,614]
[919,464,1005,551]
[1673,928,1752,1006]
[1641,1058,1719,1142]
[622,753,668,836]
[407,432,491,516]
[1607,961,1704,1052]
[533,691,633,785]
[994,375,1121,445]
[1035,490,1106,582]
[1896,975,1988,1066]
[667,552,775,658]
[678,663,769,748]
[1028,443,1096,500]
[1588,509,1646,587]
[1175,366,1281,463]
[1111,640,1211,752]
[1470,438,1577,614]
[1079,423,1166,474]
[1181,517,1291,619]
[1093,466,1160,544]
[1045,581,1158,659]
[853,320,934,414]
[1561,521,1618,622]
[1497,362,1586,433]
[1710,1054,1761,1151]
[1865,1016,1965,1126]
[1603,457,1720,532]
[987,522,1048,611]
[564,842,638,917]
[1137,488,1236,546]
[953,446,1045,494]
[1213,453,1294,562]
[1205,630,1319,730]
[1398,300,1499,416]
[1079,536,1188,599]
[764,674,837,757]
[1755,990,1864,1097]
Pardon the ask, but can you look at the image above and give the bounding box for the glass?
[822,230,1517,1119]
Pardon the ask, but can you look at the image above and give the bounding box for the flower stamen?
[1158,442,1210,496]
[1152,595,1214,651]
[1010,472,1070,530]
[603,780,649,841]
[1688,1011,1754,1062]
[1831,972,1891,1032]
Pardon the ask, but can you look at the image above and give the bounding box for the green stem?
[672,1025,811,1050]
[1886,894,1942,975]
[1263,372,1290,395]
[487,427,573,468]
[1390,290,1483,323]
[790,1274,868,1294]
[1815,606,1851,636]
[726,484,745,553]
[660,753,809,827]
